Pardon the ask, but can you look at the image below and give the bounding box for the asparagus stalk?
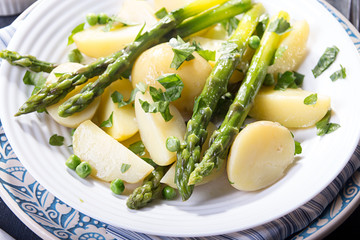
[57,0,252,117]
[14,0,231,116]
[0,50,57,73]
[175,4,265,201]
[126,166,168,209]
[188,11,290,186]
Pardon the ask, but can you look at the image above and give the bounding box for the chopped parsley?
[316,110,340,136]
[121,163,131,173]
[100,112,114,128]
[312,46,339,78]
[169,36,196,69]
[140,73,184,121]
[49,134,64,146]
[67,23,85,45]
[274,71,304,90]
[304,93,317,105]
[330,65,346,81]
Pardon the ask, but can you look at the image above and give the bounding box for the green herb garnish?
[295,141,302,155]
[23,71,47,95]
[312,46,339,78]
[274,71,304,90]
[140,73,184,121]
[268,17,291,34]
[121,163,131,173]
[169,36,196,70]
[49,134,64,146]
[129,141,146,156]
[100,112,113,128]
[304,93,317,105]
[67,23,85,45]
[316,110,340,136]
[221,17,240,36]
[330,65,346,81]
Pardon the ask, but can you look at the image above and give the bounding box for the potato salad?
[0,0,343,209]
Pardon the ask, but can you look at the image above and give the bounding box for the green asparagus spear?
[15,0,248,116]
[175,4,265,201]
[57,0,252,117]
[188,11,290,186]
[126,166,168,209]
[0,50,57,73]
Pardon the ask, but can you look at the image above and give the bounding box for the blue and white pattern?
[1,0,360,239]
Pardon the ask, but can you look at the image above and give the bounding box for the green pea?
[86,13,98,26]
[65,154,81,170]
[110,179,125,195]
[166,136,180,152]
[75,162,92,178]
[249,35,260,49]
[98,13,110,25]
[162,186,177,200]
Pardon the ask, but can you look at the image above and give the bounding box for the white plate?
[1,0,360,237]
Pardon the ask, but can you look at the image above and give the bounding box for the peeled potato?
[46,63,100,128]
[73,120,154,183]
[134,92,186,166]
[160,122,225,188]
[131,43,212,118]
[249,87,331,128]
[268,20,310,74]
[95,79,138,141]
[73,0,157,58]
[227,121,295,191]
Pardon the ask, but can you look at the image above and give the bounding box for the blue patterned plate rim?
[0,0,359,239]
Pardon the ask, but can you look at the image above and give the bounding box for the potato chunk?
[131,43,212,119]
[73,120,154,183]
[268,20,310,74]
[73,0,157,58]
[249,87,331,128]
[95,79,138,141]
[134,92,186,166]
[46,63,100,128]
[227,121,295,191]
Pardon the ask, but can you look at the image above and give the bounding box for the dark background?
[0,1,359,239]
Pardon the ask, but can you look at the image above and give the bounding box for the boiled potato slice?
[95,79,138,141]
[73,120,154,183]
[160,122,225,188]
[131,43,212,119]
[227,121,295,191]
[73,0,157,58]
[154,0,193,11]
[46,63,100,128]
[134,92,186,166]
[268,20,310,74]
[249,87,331,128]
[73,25,142,58]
